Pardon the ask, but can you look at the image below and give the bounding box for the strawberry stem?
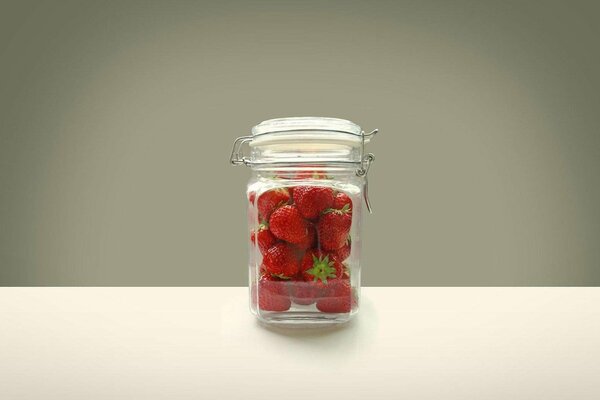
[322,203,351,215]
[307,254,337,283]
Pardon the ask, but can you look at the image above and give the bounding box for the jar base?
[255,311,355,327]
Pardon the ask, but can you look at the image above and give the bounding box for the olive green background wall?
[1,0,599,286]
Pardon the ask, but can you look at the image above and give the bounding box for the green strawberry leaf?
[306,254,338,284]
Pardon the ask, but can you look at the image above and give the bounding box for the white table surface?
[1,288,599,399]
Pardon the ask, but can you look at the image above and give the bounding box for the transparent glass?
[248,165,363,325]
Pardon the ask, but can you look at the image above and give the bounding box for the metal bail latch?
[356,129,378,213]
[229,135,253,166]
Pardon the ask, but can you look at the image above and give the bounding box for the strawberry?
[257,188,290,220]
[332,192,352,212]
[248,190,256,204]
[250,222,277,255]
[258,273,291,312]
[289,277,320,305]
[316,279,352,313]
[317,204,352,250]
[300,250,344,283]
[294,223,316,251]
[293,186,335,220]
[263,242,300,278]
[288,170,328,198]
[331,236,351,261]
[269,205,310,245]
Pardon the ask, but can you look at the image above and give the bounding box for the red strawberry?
[288,171,328,198]
[294,223,316,251]
[250,222,277,255]
[263,242,300,278]
[248,190,256,204]
[258,273,291,312]
[289,277,320,305]
[269,205,310,245]
[300,250,344,283]
[331,236,351,261]
[332,192,352,212]
[316,279,352,313]
[293,186,335,220]
[257,188,290,220]
[317,204,352,250]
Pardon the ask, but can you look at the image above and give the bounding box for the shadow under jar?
[230,117,378,326]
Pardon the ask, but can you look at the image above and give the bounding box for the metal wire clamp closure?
[229,136,253,166]
[356,129,378,213]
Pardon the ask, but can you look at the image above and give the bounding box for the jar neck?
[252,163,360,179]
[249,135,362,165]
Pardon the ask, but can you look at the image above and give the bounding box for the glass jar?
[230,117,377,326]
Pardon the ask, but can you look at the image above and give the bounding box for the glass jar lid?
[250,117,372,146]
[252,117,362,137]
[230,116,376,170]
